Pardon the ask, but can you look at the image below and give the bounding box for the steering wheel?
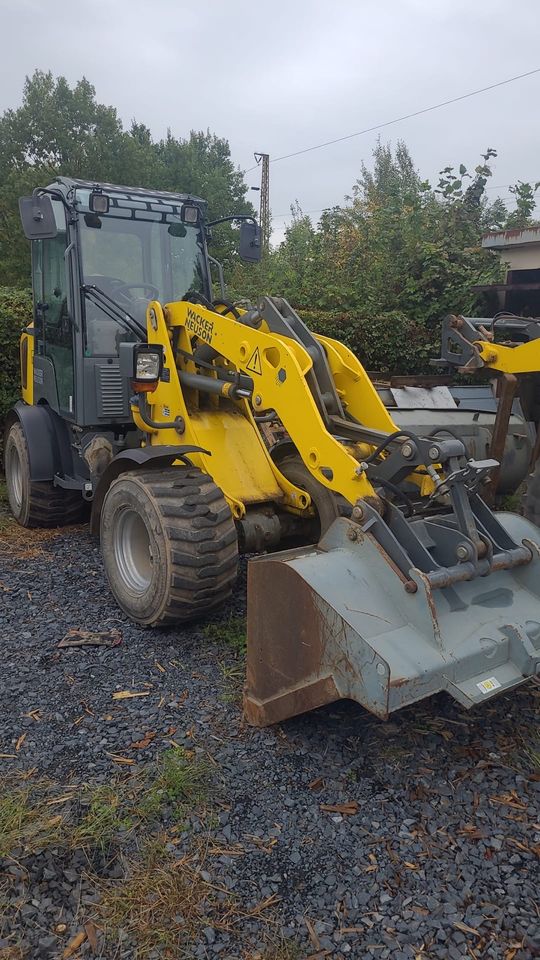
[181,290,214,310]
[212,299,240,319]
[113,281,160,299]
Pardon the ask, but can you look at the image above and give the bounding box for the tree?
[0,71,253,286]
[505,181,540,229]
[234,141,504,325]
[155,129,253,271]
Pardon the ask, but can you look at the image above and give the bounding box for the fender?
[89,444,210,535]
[5,401,73,481]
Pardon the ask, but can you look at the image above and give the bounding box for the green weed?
[138,747,210,823]
[72,784,133,850]
[257,939,303,960]
[0,779,66,857]
[204,615,247,656]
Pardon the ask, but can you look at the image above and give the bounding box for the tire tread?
[101,467,238,626]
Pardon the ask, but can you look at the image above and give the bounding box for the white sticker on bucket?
[477,676,501,694]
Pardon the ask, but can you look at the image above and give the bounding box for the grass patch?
[218,661,245,704]
[256,939,302,960]
[520,732,540,773]
[0,756,284,957]
[204,615,247,656]
[0,478,12,534]
[499,491,523,513]
[137,747,210,823]
[0,778,134,858]
[0,749,211,861]
[0,946,26,960]
[98,849,238,958]
[98,836,281,959]
[0,777,66,857]
[0,517,56,558]
[72,784,133,851]
[204,616,247,703]
[0,473,86,555]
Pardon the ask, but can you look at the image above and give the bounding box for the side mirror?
[239,221,262,262]
[19,195,58,240]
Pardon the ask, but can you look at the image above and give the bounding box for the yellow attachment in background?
[477,338,540,374]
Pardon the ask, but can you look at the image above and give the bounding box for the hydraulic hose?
[360,429,424,466]
[132,395,185,434]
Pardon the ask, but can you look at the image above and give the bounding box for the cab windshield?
[76,188,208,356]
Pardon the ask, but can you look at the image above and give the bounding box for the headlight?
[181,204,200,224]
[89,190,110,215]
[131,343,164,392]
[136,351,161,380]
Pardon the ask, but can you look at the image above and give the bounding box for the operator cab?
[19,177,259,428]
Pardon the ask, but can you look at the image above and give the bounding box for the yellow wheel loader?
[5,178,540,727]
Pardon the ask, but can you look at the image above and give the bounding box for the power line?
[271,193,519,223]
[270,188,531,217]
[272,207,327,221]
[246,67,540,172]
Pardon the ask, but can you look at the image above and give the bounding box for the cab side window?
[32,202,74,414]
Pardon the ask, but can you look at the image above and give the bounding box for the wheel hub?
[7,443,23,510]
[113,508,153,592]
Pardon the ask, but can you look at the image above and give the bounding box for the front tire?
[100,467,238,626]
[4,420,85,528]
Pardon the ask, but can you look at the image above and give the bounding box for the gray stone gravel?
[0,528,538,958]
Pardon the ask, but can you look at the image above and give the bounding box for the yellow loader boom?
[135,296,433,515]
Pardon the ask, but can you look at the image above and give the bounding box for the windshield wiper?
[82,284,146,340]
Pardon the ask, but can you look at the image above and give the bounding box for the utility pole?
[254,152,270,254]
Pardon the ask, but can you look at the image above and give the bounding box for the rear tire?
[4,421,86,528]
[100,467,238,626]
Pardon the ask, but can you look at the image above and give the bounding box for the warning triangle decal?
[246,346,262,375]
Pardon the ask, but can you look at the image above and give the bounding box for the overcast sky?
[1,0,540,242]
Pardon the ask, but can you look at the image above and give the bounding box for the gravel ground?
[0,525,539,959]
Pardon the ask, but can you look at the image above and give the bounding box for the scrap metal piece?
[58,628,122,648]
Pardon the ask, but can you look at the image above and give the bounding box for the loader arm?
[155,297,389,508]
[149,296,437,510]
[134,296,530,587]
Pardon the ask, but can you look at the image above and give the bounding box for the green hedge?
[300,309,439,375]
[0,286,33,434]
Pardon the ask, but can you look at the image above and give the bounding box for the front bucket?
[244,514,540,726]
